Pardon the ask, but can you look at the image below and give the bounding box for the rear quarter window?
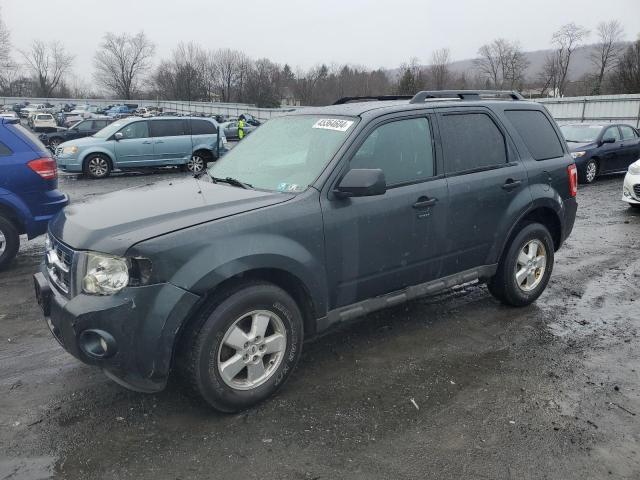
[190,119,217,135]
[0,141,13,156]
[505,110,564,160]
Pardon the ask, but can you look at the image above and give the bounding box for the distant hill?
[389,42,632,82]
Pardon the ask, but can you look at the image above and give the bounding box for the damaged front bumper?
[34,265,200,393]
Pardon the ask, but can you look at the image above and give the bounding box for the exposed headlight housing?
[62,145,79,155]
[628,160,640,175]
[571,151,586,159]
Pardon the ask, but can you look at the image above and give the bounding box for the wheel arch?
[80,150,115,170]
[172,267,319,363]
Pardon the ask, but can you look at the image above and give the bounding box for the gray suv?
[34,91,578,412]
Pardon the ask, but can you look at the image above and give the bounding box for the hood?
[566,141,596,151]
[50,178,292,255]
[59,136,101,148]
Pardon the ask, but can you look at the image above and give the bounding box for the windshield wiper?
[210,175,253,189]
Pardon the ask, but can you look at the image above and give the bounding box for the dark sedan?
[560,123,640,184]
[39,118,114,150]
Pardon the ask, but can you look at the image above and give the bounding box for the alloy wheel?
[586,161,597,183]
[88,157,109,177]
[187,155,205,173]
[217,310,287,391]
[0,231,5,256]
[514,239,547,292]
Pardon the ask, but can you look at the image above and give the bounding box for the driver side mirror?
[114,132,124,141]
[601,136,616,145]
[334,168,386,198]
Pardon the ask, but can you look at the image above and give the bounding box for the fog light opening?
[79,330,117,359]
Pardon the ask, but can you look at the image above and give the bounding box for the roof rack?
[333,95,414,105]
[409,90,524,103]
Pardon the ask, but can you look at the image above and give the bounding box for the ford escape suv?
[34,91,578,412]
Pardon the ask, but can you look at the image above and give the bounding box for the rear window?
[190,119,217,135]
[150,119,187,137]
[0,141,12,156]
[12,124,49,153]
[505,110,564,160]
[439,112,507,173]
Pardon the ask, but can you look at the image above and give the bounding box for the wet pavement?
[1,171,638,480]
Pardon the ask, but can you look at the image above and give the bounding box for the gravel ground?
[0,170,638,480]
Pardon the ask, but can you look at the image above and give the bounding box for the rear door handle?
[502,179,522,191]
[155,140,164,144]
[413,196,438,209]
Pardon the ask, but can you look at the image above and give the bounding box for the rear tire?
[83,154,111,179]
[178,282,304,412]
[488,222,554,307]
[0,215,20,271]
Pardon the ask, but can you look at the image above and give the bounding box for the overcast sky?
[3,0,640,79]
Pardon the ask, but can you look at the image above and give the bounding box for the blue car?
[560,123,640,184]
[0,118,69,269]
[55,116,228,179]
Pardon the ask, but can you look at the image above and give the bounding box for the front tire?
[179,282,304,412]
[579,158,598,184]
[488,223,554,307]
[84,154,112,179]
[0,215,20,271]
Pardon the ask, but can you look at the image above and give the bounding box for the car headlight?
[628,160,640,175]
[62,145,79,155]
[82,252,130,295]
[571,151,586,159]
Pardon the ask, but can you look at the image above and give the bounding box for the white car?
[20,103,48,118]
[0,110,18,120]
[622,159,640,209]
[31,113,58,132]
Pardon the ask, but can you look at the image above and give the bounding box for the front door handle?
[413,196,438,209]
[142,140,152,144]
[502,179,522,191]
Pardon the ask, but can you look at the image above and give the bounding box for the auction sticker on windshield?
[312,119,354,132]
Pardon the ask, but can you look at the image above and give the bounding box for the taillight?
[27,157,58,180]
[567,164,577,197]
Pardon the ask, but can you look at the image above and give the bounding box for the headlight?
[571,151,586,159]
[62,145,79,155]
[629,160,640,175]
[82,252,130,295]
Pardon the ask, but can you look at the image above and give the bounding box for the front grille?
[54,147,63,157]
[633,184,640,198]
[46,234,75,296]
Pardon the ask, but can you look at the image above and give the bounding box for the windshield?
[208,115,357,192]
[92,120,130,138]
[560,125,603,143]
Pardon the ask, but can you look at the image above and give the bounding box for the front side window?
[603,126,621,141]
[208,115,357,192]
[440,112,507,173]
[620,125,638,140]
[350,117,435,185]
[119,121,149,139]
[150,119,187,137]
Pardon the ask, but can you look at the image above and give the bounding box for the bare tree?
[213,48,244,102]
[0,6,10,66]
[430,48,451,89]
[93,31,155,99]
[475,39,529,89]
[589,20,625,94]
[611,38,640,94]
[550,23,589,97]
[21,40,74,97]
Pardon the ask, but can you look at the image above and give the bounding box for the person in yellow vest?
[238,118,245,140]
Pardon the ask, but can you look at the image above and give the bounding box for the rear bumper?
[26,191,69,239]
[34,265,200,393]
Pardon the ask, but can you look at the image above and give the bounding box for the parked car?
[34,90,578,411]
[106,105,132,118]
[0,118,68,269]
[55,116,228,178]
[20,103,48,118]
[30,113,58,133]
[238,113,262,127]
[622,159,640,209]
[560,123,640,184]
[0,110,19,120]
[40,118,114,150]
[221,120,257,140]
[134,107,156,117]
